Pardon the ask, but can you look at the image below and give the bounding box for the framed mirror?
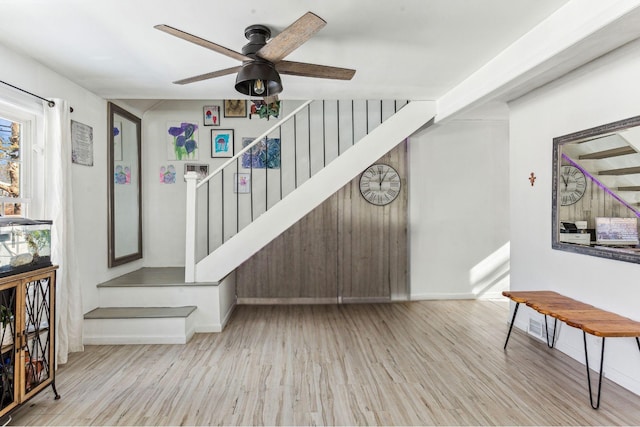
[108,102,142,267]
[552,114,640,264]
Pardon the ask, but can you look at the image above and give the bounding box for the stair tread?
[98,267,219,288]
[84,306,197,319]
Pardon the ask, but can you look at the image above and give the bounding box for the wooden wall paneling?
[389,141,409,299]
[559,172,638,229]
[336,183,353,302]
[236,195,339,301]
[236,142,408,303]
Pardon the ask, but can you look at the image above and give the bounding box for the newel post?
[184,171,198,282]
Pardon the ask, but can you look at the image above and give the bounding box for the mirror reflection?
[108,102,142,267]
[553,115,640,263]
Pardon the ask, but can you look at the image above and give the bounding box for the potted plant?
[0,305,13,347]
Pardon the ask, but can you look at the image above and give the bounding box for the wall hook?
[529,172,537,186]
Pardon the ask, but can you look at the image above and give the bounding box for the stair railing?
[185,100,407,282]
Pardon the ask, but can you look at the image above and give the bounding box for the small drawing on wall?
[203,105,220,126]
[234,173,251,193]
[184,163,209,181]
[114,165,131,184]
[241,137,281,169]
[160,165,176,184]
[211,129,234,158]
[167,121,199,160]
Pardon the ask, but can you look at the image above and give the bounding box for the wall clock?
[559,165,587,206]
[359,164,401,206]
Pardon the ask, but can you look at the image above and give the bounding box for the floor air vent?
[528,318,543,337]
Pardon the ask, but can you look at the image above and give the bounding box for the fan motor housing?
[242,25,271,56]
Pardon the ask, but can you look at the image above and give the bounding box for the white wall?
[0,44,144,315]
[509,37,640,395]
[408,117,510,299]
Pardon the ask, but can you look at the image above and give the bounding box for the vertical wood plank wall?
[236,141,408,303]
[559,160,638,227]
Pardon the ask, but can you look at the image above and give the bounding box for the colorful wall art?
[241,137,281,169]
[211,129,234,158]
[203,105,220,126]
[167,121,199,160]
[234,173,251,193]
[114,165,131,184]
[249,100,281,120]
[159,165,176,184]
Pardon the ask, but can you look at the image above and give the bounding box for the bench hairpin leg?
[544,315,558,348]
[504,302,520,350]
[583,331,606,410]
[636,337,640,353]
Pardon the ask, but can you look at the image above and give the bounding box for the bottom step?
[83,306,197,345]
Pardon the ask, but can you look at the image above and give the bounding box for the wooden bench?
[502,290,640,409]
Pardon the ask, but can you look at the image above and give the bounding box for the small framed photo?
[234,173,251,193]
[203,105,220,126]
[224,100,247,118]
[211,129,234,158]
[184,163,209,181]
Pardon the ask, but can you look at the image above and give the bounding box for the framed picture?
[211,129,234,158]
[234,173,251,193]
[242,137,281,169]
[224,99,247,118]
[167,121,199,160]
[203,105,220,126]
[184,163,209,181]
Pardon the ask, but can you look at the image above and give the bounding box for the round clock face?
[359,164,401,206]
[559,165,587,206]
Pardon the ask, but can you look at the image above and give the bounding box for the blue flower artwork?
[242,137,280,169]
[167,121,199,160]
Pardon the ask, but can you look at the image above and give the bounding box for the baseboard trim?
[238,297,338,305]
[83,335,189,345]
[410,292,476,300]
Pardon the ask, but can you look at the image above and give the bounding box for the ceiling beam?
[435,1,640,123]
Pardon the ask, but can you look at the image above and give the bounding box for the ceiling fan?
[154,11,356,100]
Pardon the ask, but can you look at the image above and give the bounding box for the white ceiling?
[0,0,571,102]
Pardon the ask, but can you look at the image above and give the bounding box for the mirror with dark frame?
[553,114,640,264]
[108,102,142,267]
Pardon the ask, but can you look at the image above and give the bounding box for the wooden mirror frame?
[552,114,640,264]
[107,102,142,267]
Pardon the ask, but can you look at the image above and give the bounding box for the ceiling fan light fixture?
[235,61,283,97]
[253,79,265,95]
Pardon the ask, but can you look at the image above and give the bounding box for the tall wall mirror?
[553,114,640,264]
[108,102,142,267]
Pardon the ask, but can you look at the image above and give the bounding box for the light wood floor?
[9,300,640,426]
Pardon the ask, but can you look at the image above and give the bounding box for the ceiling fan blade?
[173,66,242,85]
[277,61,356,80]
[256,12,326,62]
[155,24,250,62]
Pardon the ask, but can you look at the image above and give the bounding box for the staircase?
[86,100,436,344]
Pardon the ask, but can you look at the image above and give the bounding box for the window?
[0,105,34,218]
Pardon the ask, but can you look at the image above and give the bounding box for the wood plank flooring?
[10,300,640,425]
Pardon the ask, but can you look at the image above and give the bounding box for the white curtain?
[44,99,84,364]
